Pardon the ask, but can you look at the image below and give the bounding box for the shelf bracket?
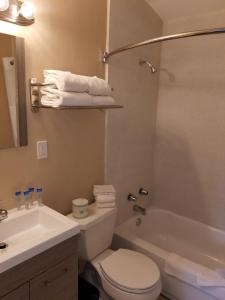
[29,78,55,113]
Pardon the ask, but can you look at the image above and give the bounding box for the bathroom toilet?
[67,203,161,300]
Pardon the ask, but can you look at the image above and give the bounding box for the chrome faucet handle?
[128,193,137,202]
[139,188,149,196]
[0,209,8,222]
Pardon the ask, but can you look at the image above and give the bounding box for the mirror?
[0,33,27,150]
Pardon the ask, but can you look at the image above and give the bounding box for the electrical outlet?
[37,141,48,159]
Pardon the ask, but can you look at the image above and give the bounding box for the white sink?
[0,204,80,273]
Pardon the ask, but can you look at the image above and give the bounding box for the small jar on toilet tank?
[72,198,89,219]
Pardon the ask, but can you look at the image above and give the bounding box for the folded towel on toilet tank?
[93,185,116,196]
[95,194,116,203]
[97,202,116,209]
[93,185,116,208]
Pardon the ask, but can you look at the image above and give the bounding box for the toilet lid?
[100,249,160,292]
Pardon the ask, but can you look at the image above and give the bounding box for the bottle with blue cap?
[14,191,22,210]
[36,188,43,206]
[28,187,35,205]
[24,190,31,209]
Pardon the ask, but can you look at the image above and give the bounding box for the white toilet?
[68,203,161,300]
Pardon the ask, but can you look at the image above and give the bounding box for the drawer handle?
[43,267,69,286]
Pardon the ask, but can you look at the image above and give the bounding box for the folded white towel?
[44,70,112,96]
[41,89,93,107]
[41,88,116,107]
[92,95,115,106]
[44,70,89,93]
[197,271,225,287]
[89,76,112,96]
[95,194,116,203]
[93,185,116,196]
[165,253,225,288]
[97,202,116,208]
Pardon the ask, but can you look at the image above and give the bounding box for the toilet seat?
[101,267,159,294]
[100,249,161,294]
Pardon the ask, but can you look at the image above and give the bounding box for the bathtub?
[113,208,225,300]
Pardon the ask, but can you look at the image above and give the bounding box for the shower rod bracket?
[102,51,109,64]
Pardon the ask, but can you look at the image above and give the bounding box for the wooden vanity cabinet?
[30,256,77,300]
[0,284,29,300]
[0,236,78,300]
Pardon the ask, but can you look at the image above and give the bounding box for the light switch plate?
[37,141,48,159]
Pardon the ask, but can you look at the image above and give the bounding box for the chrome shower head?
[139,59,157,74]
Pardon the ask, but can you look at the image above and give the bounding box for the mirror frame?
[15,37,27,147]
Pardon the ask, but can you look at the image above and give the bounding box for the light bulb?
[20,2,35,20]
[0,0,9,11]
[11,4,18,18]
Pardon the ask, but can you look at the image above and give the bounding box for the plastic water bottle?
[36,188,43,206]
[14,191,22,210]
[24,190,31,209]
[28,187,35,205]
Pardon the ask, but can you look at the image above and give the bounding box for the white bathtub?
[113,208,225,300]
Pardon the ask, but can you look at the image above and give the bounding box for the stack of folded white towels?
[41,70,116,107]
[93,185,116,208]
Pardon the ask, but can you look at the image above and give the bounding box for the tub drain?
[0,242,8,249]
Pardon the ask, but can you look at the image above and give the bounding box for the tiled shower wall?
[106,0,162,224]
[154,11,225,230]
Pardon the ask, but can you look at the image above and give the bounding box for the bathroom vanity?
[0,205,80,300]
[0,237,78,300]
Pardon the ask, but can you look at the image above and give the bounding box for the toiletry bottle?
[24,190,31,209]
[36,188,43,206]
[28,187,35,205]
[14,191,22,210]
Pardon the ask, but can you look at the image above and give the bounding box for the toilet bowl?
[92,249,161,300]
[67,203,161,300]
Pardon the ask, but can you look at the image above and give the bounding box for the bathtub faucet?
[139,188,149,196]
[133,204,146,216]
[128,193,137,202]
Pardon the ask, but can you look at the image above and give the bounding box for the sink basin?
[0,204,80,273]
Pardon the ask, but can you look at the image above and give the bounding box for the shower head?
[139,59,157,74]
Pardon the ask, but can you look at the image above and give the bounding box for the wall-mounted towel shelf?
[29,78,123,113]
[31,104,123,111]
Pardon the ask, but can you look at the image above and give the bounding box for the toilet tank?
[68,203,117,261]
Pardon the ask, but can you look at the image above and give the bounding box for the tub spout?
[133,204,146,216]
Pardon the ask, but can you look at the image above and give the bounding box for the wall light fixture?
[0,0,35,26]
[0,0,9,12]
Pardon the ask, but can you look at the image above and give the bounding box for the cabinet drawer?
[1,283,29,300]
[0,237,77,298]
[30,256,77,300]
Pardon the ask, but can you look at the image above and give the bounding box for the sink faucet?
[0,209,8,222]
[133,204,146,216]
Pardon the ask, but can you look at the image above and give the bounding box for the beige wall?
[0,0,107,213]
[153,11,225,229]
[0,34,14,149]
[106,0,162,224]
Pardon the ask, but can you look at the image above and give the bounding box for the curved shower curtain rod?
[102,27,225,63]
